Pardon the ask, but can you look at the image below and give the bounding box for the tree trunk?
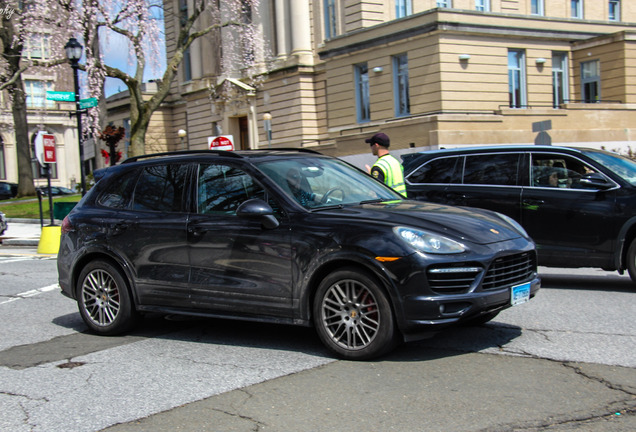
[11,77,36,197]
[1,12,36,198]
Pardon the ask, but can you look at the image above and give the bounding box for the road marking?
[0,284,59,305]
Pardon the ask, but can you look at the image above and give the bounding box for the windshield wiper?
[359,198,385,205]
[310,204,345,212]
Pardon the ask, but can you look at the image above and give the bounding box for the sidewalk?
[0,218,50,247]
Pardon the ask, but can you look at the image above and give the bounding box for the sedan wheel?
[313,268,398,360]
[77,260,138,335]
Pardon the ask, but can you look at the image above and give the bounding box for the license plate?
[511,282,531,306]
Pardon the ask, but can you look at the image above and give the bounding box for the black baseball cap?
[365,132,390,147]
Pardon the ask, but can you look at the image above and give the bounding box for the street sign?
[46,91,75,102]
[42,134,56,163]
[34,131,56,165]
[79,97,98,109]
[208,135,234,151]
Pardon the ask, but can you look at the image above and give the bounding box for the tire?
[76,259,138,335]
[313,268,399,360]
[627,239,636,287]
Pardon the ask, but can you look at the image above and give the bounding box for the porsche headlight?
[393,227,465,254]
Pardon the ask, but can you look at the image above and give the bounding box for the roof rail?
[122,150,242,164]
[272,148,322,155]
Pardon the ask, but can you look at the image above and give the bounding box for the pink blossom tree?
[64,0,264,157]
[0,0,71,196]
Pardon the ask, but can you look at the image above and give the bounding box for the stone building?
[157,1,636,166]
[0,33,88,190]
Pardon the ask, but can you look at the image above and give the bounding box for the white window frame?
[24,34,51,60]
[393,54,410,117]
[571,0,583,18]
[475,0,490,12]
[508,50,527,108]
[324,0,337,39]
[609,0,620,21]
[531,0,544,16]
[354,63,370,123]
[437,1,452,8]
[24,80,55,109]
[552,52,569,108]
[581,60,601,103]
[396,0,412,18]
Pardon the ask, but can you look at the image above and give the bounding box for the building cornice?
[319,10,635,60]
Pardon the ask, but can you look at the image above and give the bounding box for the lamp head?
[64,38,83,63]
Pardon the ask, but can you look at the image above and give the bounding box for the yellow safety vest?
[372,154,407,197]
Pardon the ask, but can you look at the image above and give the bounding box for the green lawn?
[0,194,81,219]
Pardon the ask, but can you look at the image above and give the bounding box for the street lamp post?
[263,113,272,148]
[64,37,86,196]
[178,129,187,150]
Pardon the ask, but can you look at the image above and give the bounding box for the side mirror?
[579,173,613,190]
[237,198,280,229]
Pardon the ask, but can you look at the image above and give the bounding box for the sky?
[100,16,167,97]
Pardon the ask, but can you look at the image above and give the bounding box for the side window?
[198,164,265,215]
[406,157,460,184]
[97,170,138,209]
[133,164,190,212]
[463,154,519,186]
[531,153,599,190]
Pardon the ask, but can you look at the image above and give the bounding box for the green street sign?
[79,97,98,109]
[46,91,75,102]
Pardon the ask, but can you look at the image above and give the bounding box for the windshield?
[582,149,636,186]
[256,156,403,209]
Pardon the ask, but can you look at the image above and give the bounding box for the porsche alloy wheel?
[77,260,138,335]
[314,268,398,360]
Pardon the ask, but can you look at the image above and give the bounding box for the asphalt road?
[0,247,634,432]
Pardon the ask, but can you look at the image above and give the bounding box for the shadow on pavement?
[48,310,523,364]
[539,273,634,292]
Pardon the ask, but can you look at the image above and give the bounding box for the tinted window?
[531,153,600,190]
[463,154,519,186]
[197,164,264,214]
[97,170,138,209]
[407,156,459,184]
[133,164,190,212]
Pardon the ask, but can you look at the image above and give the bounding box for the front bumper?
[397,276,540,341]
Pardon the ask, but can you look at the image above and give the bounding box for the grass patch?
[0,195,81,219]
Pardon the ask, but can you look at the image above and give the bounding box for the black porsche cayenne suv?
[58,149,539,360]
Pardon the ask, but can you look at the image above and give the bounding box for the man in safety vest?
[365,132,407,197]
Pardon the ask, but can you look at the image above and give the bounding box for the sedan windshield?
[583,149,636,186]
[256,157,403,209]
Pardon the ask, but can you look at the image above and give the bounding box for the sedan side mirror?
[237,198,280,229]
[579,173,614,190]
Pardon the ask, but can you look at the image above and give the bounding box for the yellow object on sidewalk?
[37,225,61,254]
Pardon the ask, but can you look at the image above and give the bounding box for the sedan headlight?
[393,227,465,254]
[496,213,529,238]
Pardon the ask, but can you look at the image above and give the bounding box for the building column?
[274,0,289,61]
[289,0,313,65]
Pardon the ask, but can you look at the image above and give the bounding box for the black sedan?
[57,150,539,360]
[37,186,77,196]
[402,145,636,286]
